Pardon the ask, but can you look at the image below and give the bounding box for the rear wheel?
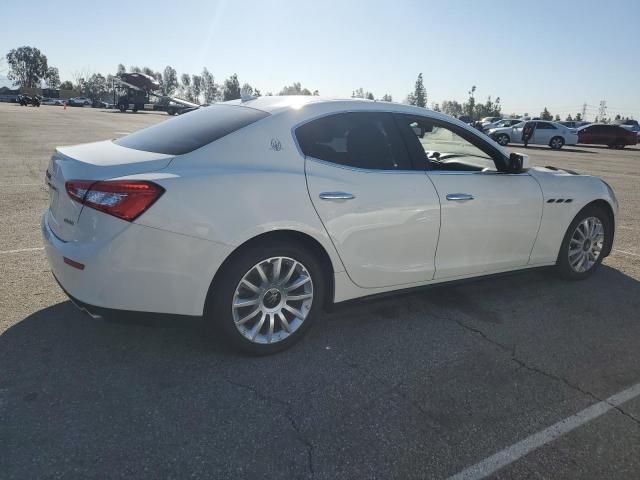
[495,133,510,146]
[556,205,611,280]
[614,139,626,149]
[118,103,127,113]
[550,136,564,149]
[207,241,325,355]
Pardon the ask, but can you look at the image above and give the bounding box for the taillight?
[65,180,164,221]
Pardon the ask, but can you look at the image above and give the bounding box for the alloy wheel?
[232,257,313,344]
[568,216,604,273]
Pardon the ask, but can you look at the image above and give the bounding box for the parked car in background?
[41,98,64,106]
[578,124,637,149]
[42,97,617,354]
[482,118,522,132]
[68,96,92,106]
[488,120,578,149]
[480,116,502,127]
[560,121,590,129]
[614,119,640,134]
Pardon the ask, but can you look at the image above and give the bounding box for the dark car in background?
[578,124,637,149]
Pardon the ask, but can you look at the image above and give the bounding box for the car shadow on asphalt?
[2,265,639,478]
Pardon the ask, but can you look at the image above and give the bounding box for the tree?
[381,93,393,102]
[409,73,427,107]
[45,66,60,89]
[191,74,202,103]
[615,114,621,121]
[441,99,463,117]
[575,113,582,121]
[79,73,108,102]
[366,92,374,100]
[162,66,178,96]
[475,95,502,119]
[223,74,241,101]
[59,80,73,90]
[279,82,312,95]
[117,64,126,76]
[463,85,476,119]
[540,107,553,121]
[565,114,573,121]
[432,103,441,112]
[6,46,50,87]
[201,68,217,103]
[554,114,561,121]
[129,65,141,73]
[352,87,365,98]
[180,73,193,101]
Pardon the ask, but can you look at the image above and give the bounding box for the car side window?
[295,112,412,171]
[395,114,500,172]
[536,122,556,130]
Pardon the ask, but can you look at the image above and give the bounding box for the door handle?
[446,193,474,201]
[319,192,355,200]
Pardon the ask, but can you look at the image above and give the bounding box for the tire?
[132,106,138,113]
[614,139,625,149]
[495,134,510,146]
[550,136,564,149]
[118,103,127,113]
[206,240,325,355]
[555,205,612,280]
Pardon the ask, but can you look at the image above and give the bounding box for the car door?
[395,114,543,279]
[532,121,556,145]
[299,111,441,288]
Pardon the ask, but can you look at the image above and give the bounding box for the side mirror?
[508,152,529,173]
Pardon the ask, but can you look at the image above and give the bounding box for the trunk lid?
[46,140,173,241]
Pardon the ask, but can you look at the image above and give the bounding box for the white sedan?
[488,120,578,149]
[42,97,618,354]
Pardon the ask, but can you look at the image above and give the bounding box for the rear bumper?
[42,211,233,316]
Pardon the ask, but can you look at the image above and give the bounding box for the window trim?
[292,111,416,172]
[393,113,511,172]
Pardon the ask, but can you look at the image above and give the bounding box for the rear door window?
[295,112,412,170]
[114,105,270,155]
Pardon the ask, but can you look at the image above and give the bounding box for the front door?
[298,112,441,288]
[394,113,544,279]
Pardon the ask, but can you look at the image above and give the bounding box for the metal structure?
[114,73,199,115]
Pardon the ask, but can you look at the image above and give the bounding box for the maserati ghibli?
[42,97,618,354]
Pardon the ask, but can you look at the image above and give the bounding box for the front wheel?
[556,205,611,280]
[550,136,565,149]
[207,241,325,355]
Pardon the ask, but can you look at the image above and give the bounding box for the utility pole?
[582,103,587,121]
[598,100,607,123]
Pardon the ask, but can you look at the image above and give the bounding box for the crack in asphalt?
[220,377,315,478]
[451,316,640,427]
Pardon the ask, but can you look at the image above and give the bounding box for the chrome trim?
[306,156,426,174]
[446,193,474,201]
[319,191,355,200]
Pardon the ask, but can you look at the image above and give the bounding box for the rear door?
[299,112,441,288]
[532,121,557,145]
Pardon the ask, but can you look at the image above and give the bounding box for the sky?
[1,0,639,119]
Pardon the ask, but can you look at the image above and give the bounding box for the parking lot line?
[614,249,640,258]
[0,247,44,255]
[447,382,640,480]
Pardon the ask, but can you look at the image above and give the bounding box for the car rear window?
[114,104,270,155]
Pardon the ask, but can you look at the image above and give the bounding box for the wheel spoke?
[236,307,260,325]
[284,304,305,320]
[287,292,313,301]
[241,279,261,294]
[277,312,291,333]
[250,313,266,341]
[272,258,282,282]
[256,264,269,285]
[282,261,298,285]
[286,275,310,292]
[267,313,275,343]
[234,297,259,308]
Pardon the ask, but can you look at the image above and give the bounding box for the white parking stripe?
[447,382,640,480]
[0,247,44,255]
[614,249,640,258]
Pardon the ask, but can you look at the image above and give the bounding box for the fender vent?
[546,198,573,203]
